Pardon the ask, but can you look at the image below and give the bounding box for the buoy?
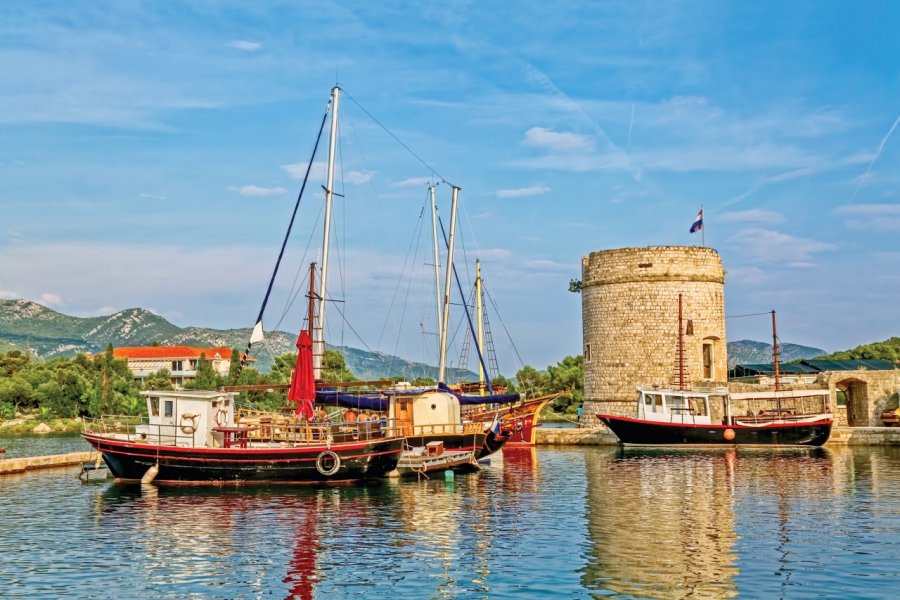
[141,464,160,484]
[724,428,736,441]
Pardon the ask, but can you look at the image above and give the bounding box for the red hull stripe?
[597,414,832,430]
[82,434,373,455]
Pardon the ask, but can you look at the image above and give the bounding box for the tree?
[568,279,583,293]
[545,355,584,414]
[143,368,175,391]
[411,376,436,387]
[515,365,549,398]
[186,353,220,390]
[322,349,357,382]
[227,347,243,384]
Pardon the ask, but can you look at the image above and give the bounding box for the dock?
[0,451,95,476]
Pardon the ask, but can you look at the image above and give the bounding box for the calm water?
[1,441,899,599]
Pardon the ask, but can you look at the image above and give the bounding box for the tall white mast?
[430,185,442,364]
[314,85,340,379]
[476,258,485,394]
[437,185,460,384]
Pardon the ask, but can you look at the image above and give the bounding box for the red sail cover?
[288,330,315,419]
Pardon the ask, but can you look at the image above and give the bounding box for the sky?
[1,1,899,375]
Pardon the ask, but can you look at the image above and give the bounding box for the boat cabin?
[387,388,465,437]
[635,387,714,425]
[137,390,238,448]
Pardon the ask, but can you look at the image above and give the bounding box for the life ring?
[180,413,199,433]
[315,450,341,476]
[214,407,228,427]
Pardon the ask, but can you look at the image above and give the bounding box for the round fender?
[315,450,341,476]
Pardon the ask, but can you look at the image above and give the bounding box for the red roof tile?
[112,346,254,361]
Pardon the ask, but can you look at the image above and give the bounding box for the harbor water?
[1,438,898,598]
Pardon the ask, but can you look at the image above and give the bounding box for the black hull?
[597,415,832,447]
[83,434,404,484]
[475,429,509,459]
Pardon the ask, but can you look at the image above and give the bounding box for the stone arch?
[835,378,870,427]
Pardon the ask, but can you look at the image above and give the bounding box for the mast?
[476,259,485,395]
[314,85,340,379]
[437,185,460,384]
[430,185,442,363]
[307,263,317,340]
[678,293,685,391]
[772,309,782,410]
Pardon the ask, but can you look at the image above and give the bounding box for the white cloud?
[40,292,63,306]
[138,192,167,200]
[496,185,550,198]
[7,230,25,242]
[393,177,434,188]
[282,161,328,179]
[345,170,375,185]
[230,185,287,197]
[0,289,18,300]
[522,127,593,152]
[725,228,836,264]
[229,40,262,52]
[719,209,785,225]
[94,305,117,315]
[832,203,900,231]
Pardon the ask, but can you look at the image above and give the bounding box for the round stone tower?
[580,246,727,425]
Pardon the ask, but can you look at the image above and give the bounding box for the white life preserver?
[214,407,228,427]
[180,413,199,434]
[315,450,341,476]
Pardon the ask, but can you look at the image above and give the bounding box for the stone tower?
[580,246,727,425]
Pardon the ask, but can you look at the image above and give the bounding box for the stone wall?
[581,246,727,425]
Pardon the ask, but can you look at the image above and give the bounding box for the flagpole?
[701,204,705,247]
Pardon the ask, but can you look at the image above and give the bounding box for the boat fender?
[180,413,200,433]
[315,450,341,476]
[141,463,159,484]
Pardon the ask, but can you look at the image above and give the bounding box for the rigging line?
[248,105,329,337]
[484,285,526,369]
[341,89,451,186]
[271,200,326,335]
[388,209,427,375]
[337,117,348,350]
[725,311,773,319]
[375,201,429,349]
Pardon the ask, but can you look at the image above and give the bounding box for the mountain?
[726,339,826,367]
[0,299,477,381]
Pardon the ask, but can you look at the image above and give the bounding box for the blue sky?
[1,1,898,374]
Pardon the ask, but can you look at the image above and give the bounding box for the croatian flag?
[689,208,703,233]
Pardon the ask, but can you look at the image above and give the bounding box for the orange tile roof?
[112,346,254,361]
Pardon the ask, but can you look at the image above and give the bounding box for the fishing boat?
[597,297,833,447]
[83,86,405,483]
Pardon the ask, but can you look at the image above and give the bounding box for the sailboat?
[597,296,833,446]
[82,86,406,483]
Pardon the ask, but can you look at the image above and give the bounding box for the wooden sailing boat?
[596,295,833,446]
[82,86,405,483]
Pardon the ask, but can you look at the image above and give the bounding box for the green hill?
[0,299,477,381]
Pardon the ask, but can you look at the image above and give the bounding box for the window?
[172,360,184,371]
[149,397,159,417]
[189,360,197,370]
[164,400,174,418]
[702,342,714,380]
[584,343,592,363]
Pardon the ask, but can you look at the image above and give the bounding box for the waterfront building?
[112,346,250,388]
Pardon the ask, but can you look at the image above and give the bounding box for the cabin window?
[164,400,174,418]
[584,343,591,363]
[149,397,159,417]
[702,342,714,379]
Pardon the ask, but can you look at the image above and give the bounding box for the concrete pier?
[0,451,94,476]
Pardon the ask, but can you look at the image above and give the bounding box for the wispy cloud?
[832,203,900,231]
[345,170,375,185]
[0,289,18,300]
[849,114,900,203]
[230,185,287,197]
[719,209,785,225]
[7,230,25,242]
[522,127,593,152]
[725,228,836,264]
[138,192,167,200]
[393,177,434,188]
[40,292,63,307]
[229,40,262,52]
[495,185,550,198]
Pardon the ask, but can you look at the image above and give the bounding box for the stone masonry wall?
[581,246,726,425]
